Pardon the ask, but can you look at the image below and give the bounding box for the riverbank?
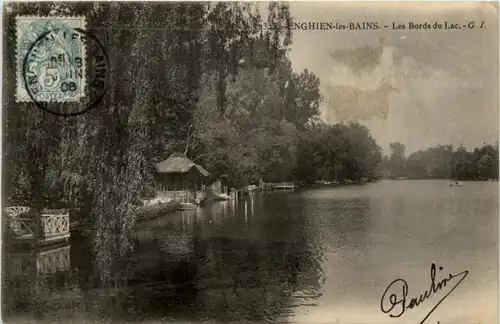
[135,201,181,222]
[381,177,499,182]
[4,180,498,324]
[71,201,181,236]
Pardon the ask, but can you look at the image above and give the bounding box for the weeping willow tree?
[3,1,296,286]
[3,2,153,286]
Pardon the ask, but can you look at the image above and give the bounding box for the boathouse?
[154,153,210,204]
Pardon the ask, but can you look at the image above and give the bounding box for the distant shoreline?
[379,178,498,182]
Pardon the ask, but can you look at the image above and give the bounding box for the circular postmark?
[22,27,109,116]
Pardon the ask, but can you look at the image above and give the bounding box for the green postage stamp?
[16,16,87,102]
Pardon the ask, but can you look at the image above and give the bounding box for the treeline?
[191,70,382,187]
[4,2,382,279]
[294,122,381,184]
[381,142,499,181]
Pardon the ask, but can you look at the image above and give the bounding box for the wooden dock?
[4,206,70,246]
[155,190,206,205]
[259,181,296,192]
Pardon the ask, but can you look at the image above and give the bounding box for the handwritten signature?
[380,263,469,324]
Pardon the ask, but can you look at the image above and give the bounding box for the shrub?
[135,201,181,222]
[140,186,156,199]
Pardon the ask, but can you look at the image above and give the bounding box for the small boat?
[179,189,199,210]
[449,181,463,187]
[179,203,198,210]
[247,184,258,192]
[214,194,232,201]
[214,186,236,201]
[214,192,237,201]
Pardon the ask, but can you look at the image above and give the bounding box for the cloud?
[325,81,397,122]
[329,39,385,75]
[322,44,399,123]
[289,2,498,153]
[320,42,498,153]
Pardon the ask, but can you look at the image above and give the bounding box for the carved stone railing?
[7,217,36,239]
[4,206,30,217]
[40,213,70,242]
[4,207,70,244]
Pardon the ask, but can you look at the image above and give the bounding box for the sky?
[287,2,499,154]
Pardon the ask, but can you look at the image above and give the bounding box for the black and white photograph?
[2,1,499,323]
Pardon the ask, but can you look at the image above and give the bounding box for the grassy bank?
[70,201,181,236]
[135,201,181,222]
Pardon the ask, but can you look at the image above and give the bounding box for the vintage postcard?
[2,2,498,324]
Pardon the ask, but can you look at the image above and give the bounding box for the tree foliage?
[4,2,388,284]
[294,122,382,183]
[382,143,499,180]
[3,2,300,282]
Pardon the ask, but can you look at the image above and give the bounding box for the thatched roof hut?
[154,153,210,201]
[155,152,209,177]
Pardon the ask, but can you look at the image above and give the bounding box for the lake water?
[3,180,498,324]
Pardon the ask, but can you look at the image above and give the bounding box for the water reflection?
[5,182,494,323]
[3,242,75,319]
[122,194,325,322]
